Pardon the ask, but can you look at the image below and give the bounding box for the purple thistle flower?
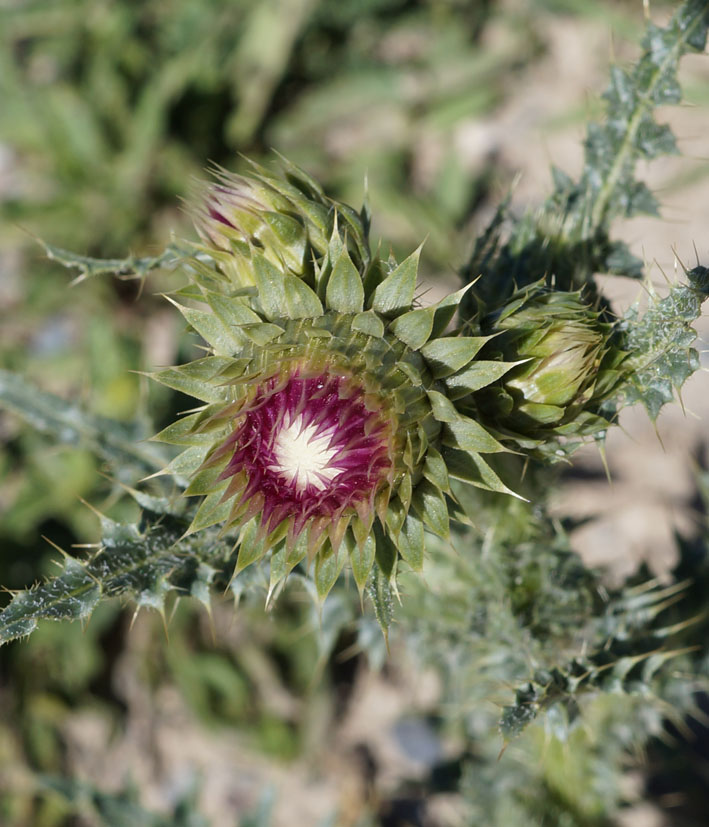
[203,362,397,555]
[155,156,520,599]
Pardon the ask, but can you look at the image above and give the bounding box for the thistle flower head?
[192,172,308,284]
[154,157,516,599]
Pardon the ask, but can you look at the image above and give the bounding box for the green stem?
[585,5,706,236]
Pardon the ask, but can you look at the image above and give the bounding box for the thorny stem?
[584,4,706,236]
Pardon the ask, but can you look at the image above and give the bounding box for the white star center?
[269,414,340,491]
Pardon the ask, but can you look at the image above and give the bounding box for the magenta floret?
[216,368,395,539]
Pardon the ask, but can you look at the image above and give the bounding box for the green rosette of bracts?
[459,284,628,459]
[152,157,521,598]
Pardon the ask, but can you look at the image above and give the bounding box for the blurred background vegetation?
[1,1,708,825]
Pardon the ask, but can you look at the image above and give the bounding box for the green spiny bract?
[153,158,518,601]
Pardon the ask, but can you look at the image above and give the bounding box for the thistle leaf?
[461,0,709,304]
[40,240,184,284]
[619,266,709,419]
[0,559,99,644]
[498,572,700,739]
[0,511,234,646]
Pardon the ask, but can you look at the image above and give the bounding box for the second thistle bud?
[498,294,605,421]
[470,287,626,452]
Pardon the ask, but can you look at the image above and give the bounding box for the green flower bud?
[468,287,626,454]
[191,157,371,293]
[499,294,605,415]
[193,172,309,282]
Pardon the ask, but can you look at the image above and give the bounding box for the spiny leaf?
[40,240,185,284]
[587,0,708,229]
[500,683,540,739]
[461,0,709,306]
[0,559,99,644]
[499,572,700,739]
[0,511,235,646]
[619,266,709,420]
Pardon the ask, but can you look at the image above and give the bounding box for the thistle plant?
[2,0,709,628]
[1,2,709,822]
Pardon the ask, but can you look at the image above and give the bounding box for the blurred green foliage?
[0,0,500,255]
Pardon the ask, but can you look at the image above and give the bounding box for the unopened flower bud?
[469,288,625,452]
